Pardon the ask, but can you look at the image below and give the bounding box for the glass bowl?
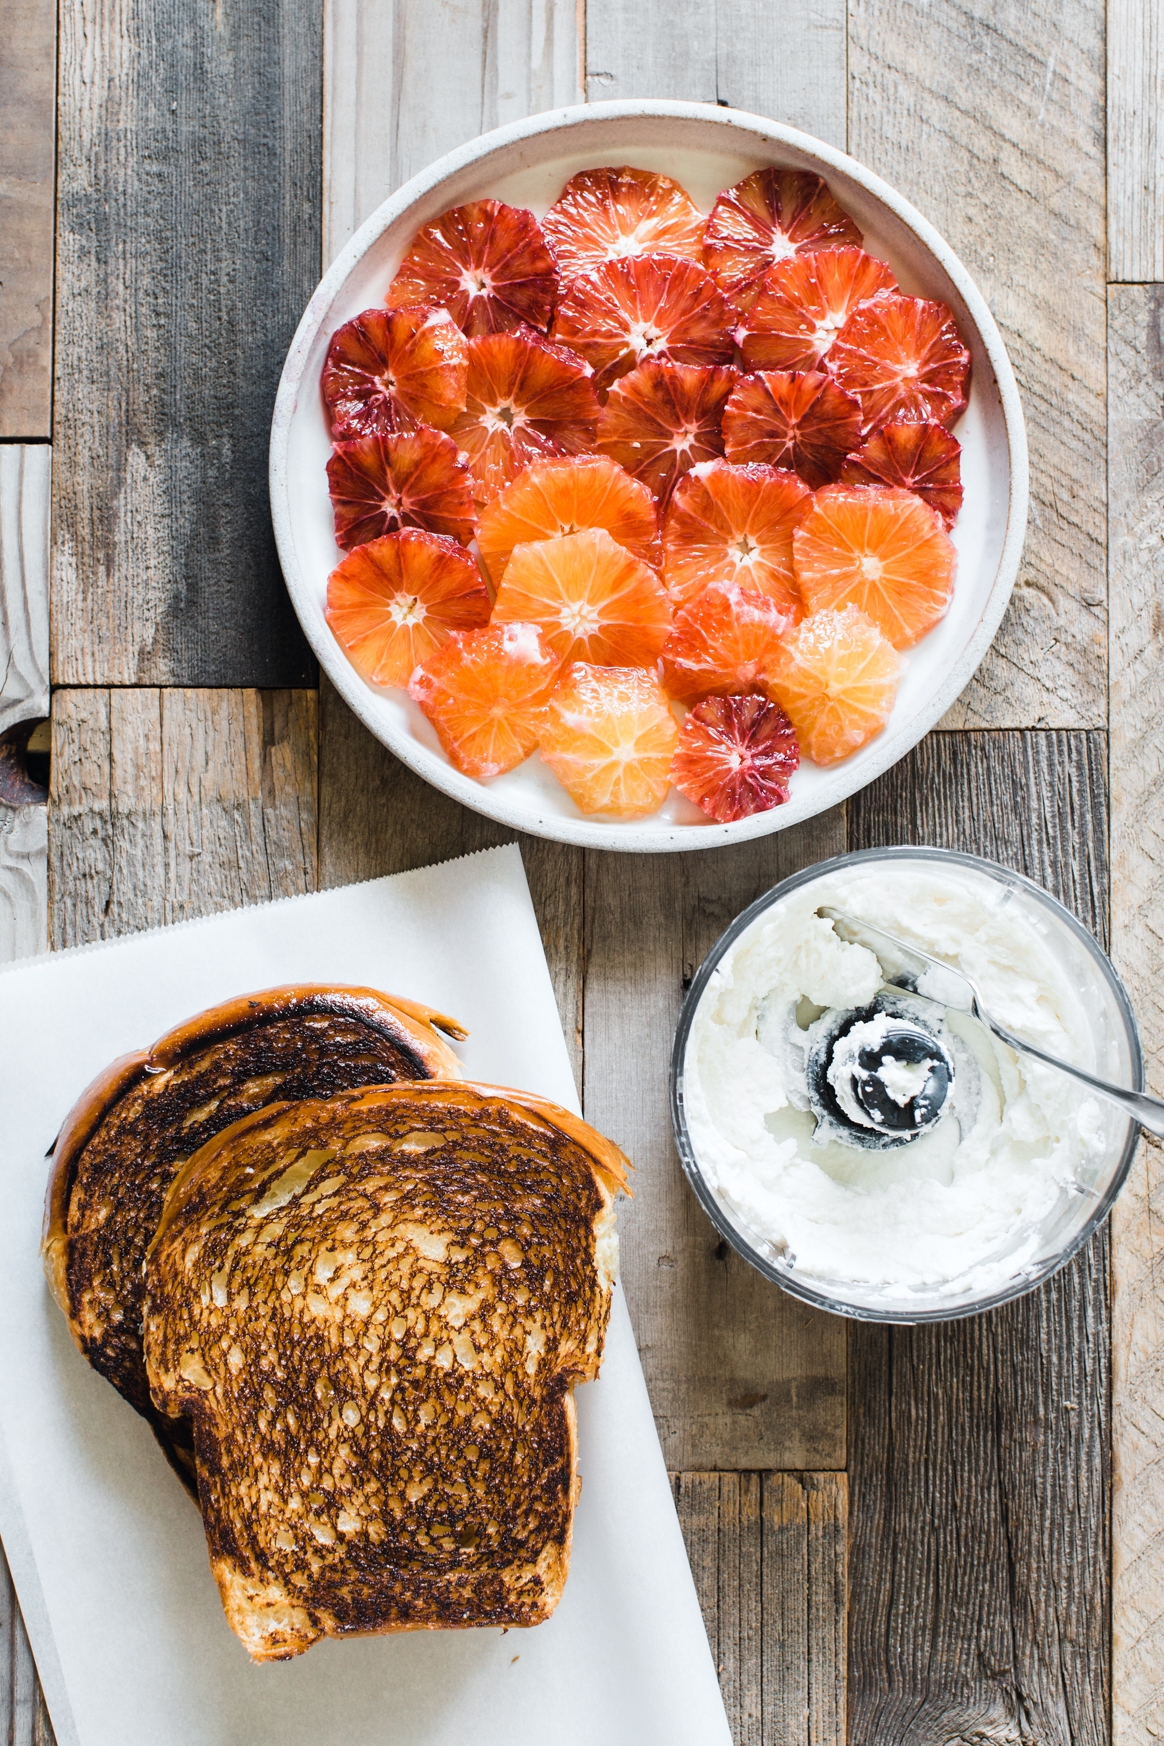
[669,846,1142,1322]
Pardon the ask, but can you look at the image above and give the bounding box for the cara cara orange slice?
[766,606,902,766]
[477,454,660,588]
[326,529,491,689]
[539,663,679,817]
[492,527,672,668]
[792,484,956,648]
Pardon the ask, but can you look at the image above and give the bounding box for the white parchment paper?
[0,845,731,1746]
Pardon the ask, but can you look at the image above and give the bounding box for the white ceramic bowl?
[270,100,1028,853]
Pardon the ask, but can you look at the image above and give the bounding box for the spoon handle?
[979,1009,1164,1140]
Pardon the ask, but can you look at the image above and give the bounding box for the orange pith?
[739,249,897,373]
[660,580,793,705]
[477,454,660,587]
[542,167,706,279]
[492,527,672,668]
[447,330,599,506]
[596,360,738,503]
[703,170,863,307]
[828,292,971,431]
[322,304,469,440]
[792,484,956,648]
[670,694,799,821]
[662,458,811,612]
[839,421,963,529]
[552,256,732,389]
[386,200,557,337]
[539,663,679,817]
[767,606,902,766]
[722,370,862,490]
[407,621,562,778]
[325,529,491,688]
[326,428,477,550]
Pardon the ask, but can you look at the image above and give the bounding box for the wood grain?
[847,729,1110,1746]
[849,0,1107,732]
[1108,0,1164,282]
[0,0,55,437]
[0,1552,54,1746]
[0,445,50,962]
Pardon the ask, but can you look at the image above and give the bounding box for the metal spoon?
[819,906,1164,1141]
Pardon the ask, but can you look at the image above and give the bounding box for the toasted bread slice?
[43,986,464,1487]
[143,1081,628,1659]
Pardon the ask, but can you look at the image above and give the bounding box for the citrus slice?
[767,606,901,765]
[539,663,679,817]
[839,420,963,530]
[477,454,660,587]
[722,370,862,489]
[321,305,469,440]
[738,249,897,373]
[671,694,799,821]
[492,527,672,667]
[386,200,557,337]
[660,580,792,705]
[596,360,738,503]
[552,256,733,389]
[408,621,563,778]
[325,529,491,688]
[828,293,971,431]
[447,330,599,506]
[662,458,811,612]
[792,484,955,648]
[703,170,862,307]
[542,167,706,278]
[326,428,477,550]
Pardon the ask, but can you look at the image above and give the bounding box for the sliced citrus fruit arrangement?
[552,256,733,388]
[477,454,659,587]
[839,421,963,530]
[703,170,862,307]
[539,663,679,817]
[739,249,897,373]
[321,305,468,440]
[542,167,706,278]
[492,527,672,667]
[325,529,491,688]
[326,428,477,550]
[408,621,562,778]
[767,606,902,766]
[671,694,799,821]
[662,458,811,611]
[660,580,792,704]
[828,293,971,431]
[793,484,956,648]
[722,369,862,489]
[447,330,599,506]
[596,360,738,502]
[386,200,557,337]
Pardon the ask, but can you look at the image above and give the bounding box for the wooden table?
[1,0,1161,1738]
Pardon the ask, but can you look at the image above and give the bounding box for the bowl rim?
[270,99,1030,854]
[669,845,1143,1323]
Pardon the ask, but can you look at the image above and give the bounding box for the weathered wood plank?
[0,1549,54,1746]
[847,729,1110,1746]
[51,0,320,686]
[0,0,55,437]
[849,0,1106,731]
[0,445,50,962]
[1109,0,1164,282]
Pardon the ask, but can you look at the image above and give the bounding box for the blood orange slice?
[542,167,706,278]
[703,170,862,307]
[662,458,811,612]
[671,694,799,821]
[552,256,732,389]
[326,428,477,550]
[321,305,469,440]
[739,249,897,373]
[477,454,660,587]
[767,606,901,765]
[386,200,557,337]
[722,370,862,489]
[447,330,599,506]
[596,360,738,503]
[539,663,679,817]
[840,420,963,529]
[492,527,672,668]
[326,529,491,689]
[828,293,971,431]
[660,581,792,705]
[793,484,955,648]
[408,620,562,778]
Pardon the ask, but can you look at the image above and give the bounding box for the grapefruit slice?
[722,370,862,489]
[703,170,862,307]
[492,527,672,668]
[828,293,971,431]
[671,694,799,821]
[447,330,599,506]
[662,458,811,612]
[739,249,897,373]
[321,304,469,440]
[325,529,491,688]
[326,428,477,550]
[767,606,901,766]
[840,421,963,530]
[408,621,562,778]
[552,256,733,389]
[542,167,706,278]
[539,663,679,817]
[596,360,738,502]
[660,580,792,705]
[792,484,956,648]
[477,454,660,587]
[386,200,557,337]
